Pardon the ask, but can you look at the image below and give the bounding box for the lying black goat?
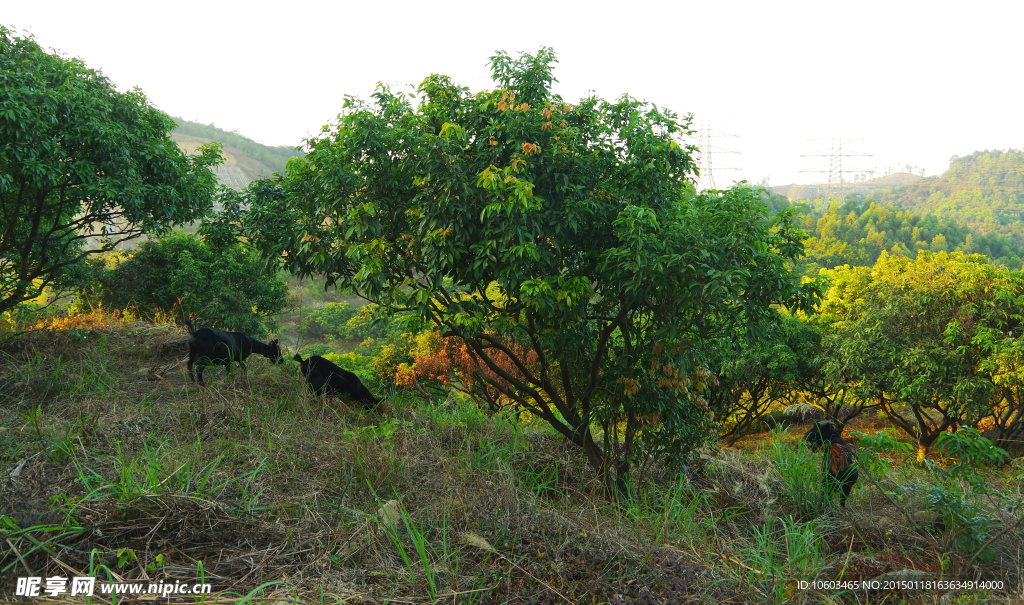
[294,354,381,409]
[185,320,283,385]
[804,420,859,508]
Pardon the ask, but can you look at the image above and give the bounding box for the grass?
[763,426,828,519]
[1,311,1023,604]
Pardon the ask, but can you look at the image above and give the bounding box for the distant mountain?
[769,172,925,202]
[772,150,1024,240]
[869,150,1024,239]
[170,118,305,190]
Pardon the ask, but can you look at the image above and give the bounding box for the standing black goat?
[293,354,381,409]
[185,320,284,385]
[804,420,859,508]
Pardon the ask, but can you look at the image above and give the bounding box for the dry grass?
[1,313,1023,604]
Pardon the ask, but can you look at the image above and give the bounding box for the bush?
[935,426,1010,473]
[323,352,377,384]
[299,302,409,345]
[75,231,288,337]
[299,302,359,341]
[299,343,335,357]
[371,339,416,387]
[852,428,914,477]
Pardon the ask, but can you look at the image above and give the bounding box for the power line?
[695,120,741,191]
[800,139,873,210]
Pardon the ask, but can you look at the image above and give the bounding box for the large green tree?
[817,251,1024,459]
[0,26,220,314]
[243,49,815,491]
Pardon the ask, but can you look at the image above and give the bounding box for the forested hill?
[170,118,304,187]
[864,149,1024,239]
[778,195,1024,275]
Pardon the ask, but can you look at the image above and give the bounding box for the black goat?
[804,420,859,508]
[293,354,381,409]
[185,320,284,385]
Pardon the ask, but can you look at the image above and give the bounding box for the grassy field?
[1,310,1023,604]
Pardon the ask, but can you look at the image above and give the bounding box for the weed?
[373,497,442,599]
[743,516,829,601]
[0,516,88,575]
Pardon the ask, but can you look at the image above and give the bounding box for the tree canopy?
[814,250,1024,458]
[241,48,817,491]
[787,195,1024,275]
[0,25,220,314]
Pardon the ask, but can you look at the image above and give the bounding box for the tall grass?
[621,475,715,551]
[763,426,826,518]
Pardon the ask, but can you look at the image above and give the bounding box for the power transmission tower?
[799,139,873,210]
[696,120,741,190]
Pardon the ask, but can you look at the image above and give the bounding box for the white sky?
[6,0,1022,188]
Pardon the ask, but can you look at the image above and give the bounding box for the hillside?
[773,150,1024,241]
[170,117,305,189]
[87,121,306,251]
[2,311,1022,603]
[786,195,1024,274]
[870,150,1024,239]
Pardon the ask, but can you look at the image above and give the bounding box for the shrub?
[323,352,376,384]
[299,343,335,357]
[371,340,415,387]
[75,231,288,337]
[299,302,359,341]
[851,428,913,477]
[394,328,542,411]
[935,426,1010,473]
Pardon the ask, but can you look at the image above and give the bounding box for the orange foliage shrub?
[396,329,540,405]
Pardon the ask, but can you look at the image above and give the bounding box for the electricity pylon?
[800,139,873,210]
[696,120,741,191]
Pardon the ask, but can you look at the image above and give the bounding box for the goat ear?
[293,353,303,362]
[271,339,279,346]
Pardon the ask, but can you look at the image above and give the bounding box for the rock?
[783,403,825,423]
[162,335,190,356]
[912,509,941,526]
[377,499,402,527]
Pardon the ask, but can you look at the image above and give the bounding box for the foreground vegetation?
[2,311,1022,604]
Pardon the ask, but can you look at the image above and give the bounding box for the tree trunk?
[582,433,609,487]
[614,457,630,499]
